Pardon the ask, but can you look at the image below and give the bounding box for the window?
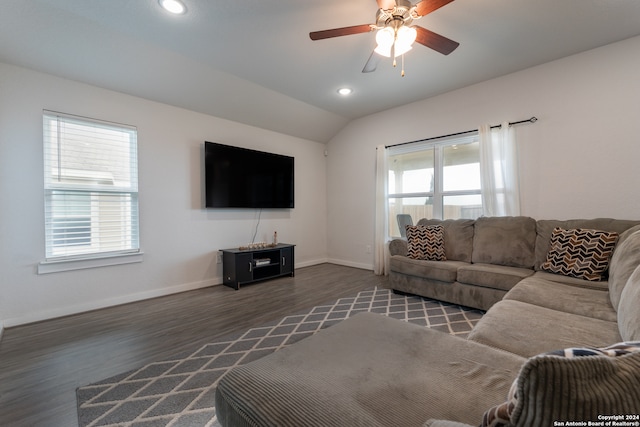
[388,134,481,237]
[42,111,139,261]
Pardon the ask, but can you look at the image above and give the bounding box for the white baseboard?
[3,259,373,328]
[326,258,374,271]
[296,258,329,268]
[3,278,222,328]
[296,258,373,271]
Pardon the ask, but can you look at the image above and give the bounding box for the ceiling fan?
[309,0,459,75]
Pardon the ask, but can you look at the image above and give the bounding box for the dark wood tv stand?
[221,243,295,290]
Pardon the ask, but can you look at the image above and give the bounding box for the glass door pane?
[443,142,480,192]
[443,194,482,219]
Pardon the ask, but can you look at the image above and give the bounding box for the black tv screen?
[205,142,294,209]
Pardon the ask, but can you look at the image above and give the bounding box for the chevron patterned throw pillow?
[406,225,446,261]
[541,227,619,281]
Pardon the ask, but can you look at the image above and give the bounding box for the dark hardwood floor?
[0,264,388,427]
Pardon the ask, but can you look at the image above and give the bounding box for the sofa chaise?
[215,217,640,426]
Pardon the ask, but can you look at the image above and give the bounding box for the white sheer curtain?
[374,145,389,275]
[479,122,521,217]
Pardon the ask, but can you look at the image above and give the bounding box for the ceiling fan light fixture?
[159,0,187,15]
[374,45,391,58]
[374,27,394,57]
[375,27,395,48]
[394,44,413,57]
[396,26,417,49]
[374,25,416,58]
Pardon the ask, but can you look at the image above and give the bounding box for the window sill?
[38,252,144,274]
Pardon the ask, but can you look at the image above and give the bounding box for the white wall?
[0,63,328,326]
[3,35,640,327]
[327,35,640,270]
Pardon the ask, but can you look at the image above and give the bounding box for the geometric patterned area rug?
[77,287,483,427]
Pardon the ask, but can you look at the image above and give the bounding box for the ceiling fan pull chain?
[392,41,397,67]
[401,54,406,77]
[392,41,396,67]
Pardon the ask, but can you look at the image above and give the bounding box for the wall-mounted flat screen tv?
[205,142,294,209]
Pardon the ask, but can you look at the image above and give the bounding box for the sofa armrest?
[389,238,408,256]
[423,420,475,427]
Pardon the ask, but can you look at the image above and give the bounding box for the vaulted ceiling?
[2,0,640,143]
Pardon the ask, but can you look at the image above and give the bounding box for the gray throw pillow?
[482,342,640,427]
[608,229,640,310]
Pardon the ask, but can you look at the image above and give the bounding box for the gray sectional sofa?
[215,217,640,427]
[389,216,640,311]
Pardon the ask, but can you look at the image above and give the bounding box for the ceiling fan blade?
[362,51,380,73]
[377,0,396,11]
[309,24,374,41]
[414,25,459,55]
[414,0,455,16]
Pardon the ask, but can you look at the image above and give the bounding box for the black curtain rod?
[385,116,538,149]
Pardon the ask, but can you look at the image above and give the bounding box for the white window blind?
[43,111,139,260]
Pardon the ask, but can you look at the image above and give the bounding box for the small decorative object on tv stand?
[238,242,277,251]
[221,243,295,290]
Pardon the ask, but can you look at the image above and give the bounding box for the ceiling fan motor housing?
[376,0,416,29]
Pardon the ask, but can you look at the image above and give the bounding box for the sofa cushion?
[390,256,466,283]
[541,227,618,281]
[482,342,640,427]
[390,275,508,312]
[406,225,447,261]
[457,263,534,292]
[618,264,640,341]
[417,219,475,262]
[530,270,609,291]
[608,229,640,310]
[467,300,622,358]
[504,276,617,322]
[535,218,640,270]
[472,216,536,268]
[616,223,640,247]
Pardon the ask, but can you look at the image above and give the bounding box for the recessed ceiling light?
[337,88,353,96]
[159,0,187,14]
